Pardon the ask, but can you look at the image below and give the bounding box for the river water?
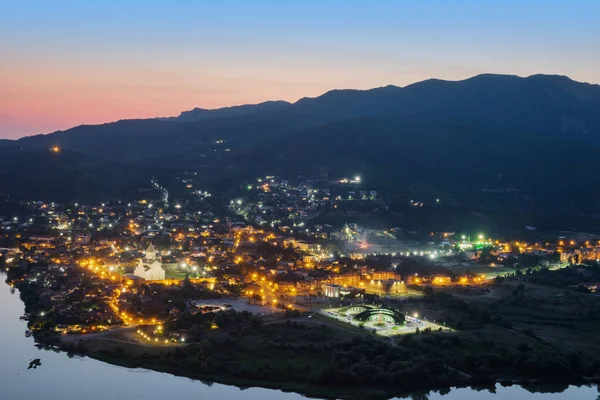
[1,277,597,400]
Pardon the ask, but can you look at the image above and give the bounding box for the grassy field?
[165,270,188,280]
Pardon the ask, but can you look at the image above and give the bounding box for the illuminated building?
[432,276,451,285]
[371,271,400,281]
[323,284,365,298]
[561,247,600,264]
[74,235,91,245]
[324,284,341,297]
[330,272,361,286]
[133,243,165,281]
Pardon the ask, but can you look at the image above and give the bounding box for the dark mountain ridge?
[162,100,292,122]
[11,73,600,151]
[3,73,600,231]
[8,73,598,160]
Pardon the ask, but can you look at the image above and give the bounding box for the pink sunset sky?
[1,1,599,139]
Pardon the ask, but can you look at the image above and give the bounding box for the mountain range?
[2,73,600,231]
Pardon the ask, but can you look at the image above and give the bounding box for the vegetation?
[7,261,600,399]
[520,263,600,291]
[64,312,600,400]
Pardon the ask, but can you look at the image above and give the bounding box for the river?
[1,276,597,400]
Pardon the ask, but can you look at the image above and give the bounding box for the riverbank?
[55,324,442,400]
[53,320,600,400]
[7,262,600,400]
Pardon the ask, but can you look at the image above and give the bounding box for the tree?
[197,339,213,357]
[423,286,434,296]
[214,312,230,328]
[250,316,263,329]
[182,274,193,290]
[285,359,296,372]
[249,293,262,303]
[189,324,204,341]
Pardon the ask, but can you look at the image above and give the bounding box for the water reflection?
[394,383,599,400]
[1,274,597,400]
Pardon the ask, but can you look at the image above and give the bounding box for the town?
[2,173,600,398]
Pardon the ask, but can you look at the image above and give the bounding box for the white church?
[133,243,165,281]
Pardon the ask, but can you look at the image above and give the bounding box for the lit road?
[250,280,309,312]
[61,326,135,343]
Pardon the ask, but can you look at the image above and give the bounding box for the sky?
[1,0,599,139]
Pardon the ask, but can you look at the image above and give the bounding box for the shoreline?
[53,333,600,400]
[7,262,600,400]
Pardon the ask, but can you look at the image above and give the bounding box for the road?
[250,280,310,312]
[61,326,135,343]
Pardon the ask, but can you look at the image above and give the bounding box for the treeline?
[57,311,600,398]
[109,324,465,395]
[420,290,512,330]
[126,279,222,320]
[517,263,600,291]
[104,319,600,397]
[5,263,61,345]
[403,330,600,383]
[166,309,261,341]
[313,337,454,389]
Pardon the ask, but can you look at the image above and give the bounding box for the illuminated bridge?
[353,308,405,325]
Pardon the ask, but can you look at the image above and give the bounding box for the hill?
[2,73,600,230]
[163,100,292,122]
